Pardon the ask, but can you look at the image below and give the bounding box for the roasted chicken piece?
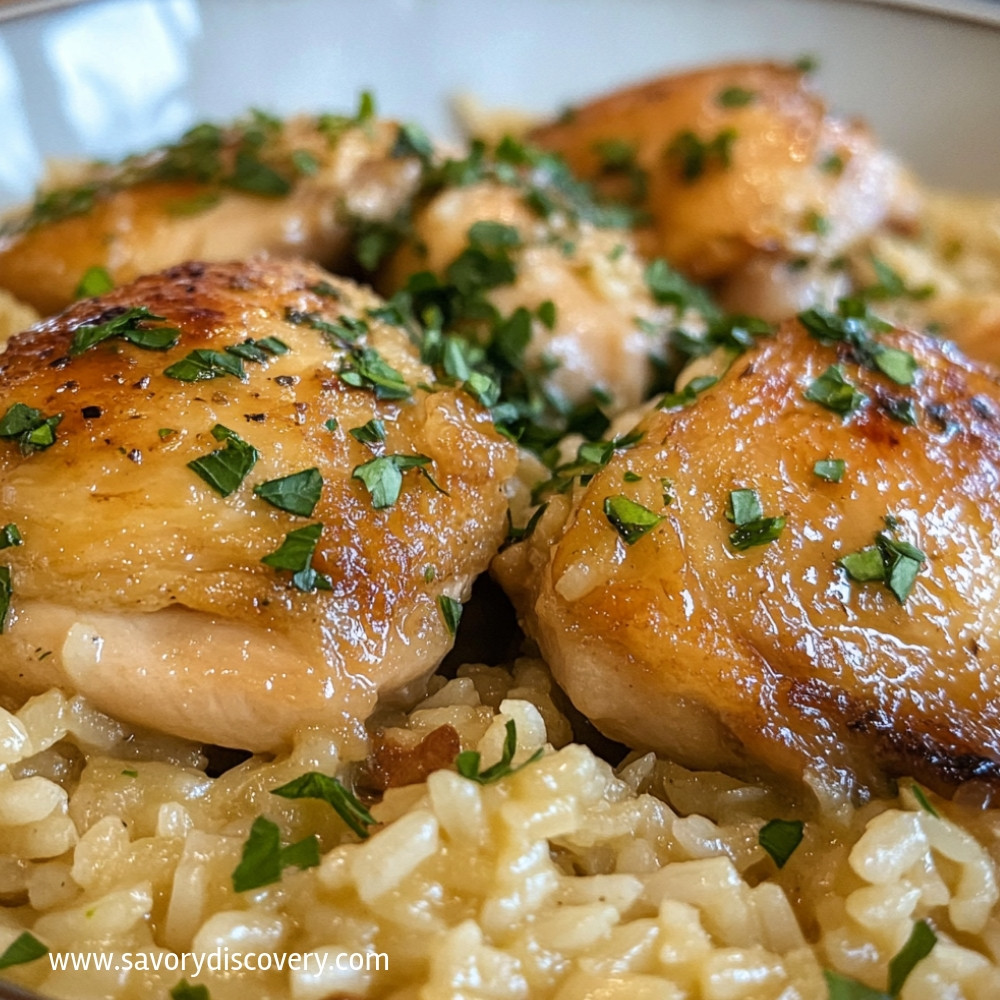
[383,179,674,417]
[495,317,1000,795]
[0,257,517,750]
[531,62,919,320]
[0,113,422,316]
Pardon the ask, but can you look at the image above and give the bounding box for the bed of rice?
[0,655,999,1000]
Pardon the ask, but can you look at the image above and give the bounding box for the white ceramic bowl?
[1,0,999,215]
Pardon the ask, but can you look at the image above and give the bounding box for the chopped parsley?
[284,308,364,348]
[0,403,63,455]
[187,425,259,497]
[863,256,934,302]
[0,567,10,635]
[644,257,720,318]
[349,419,387,445]
[726,488,786,551]
[658,374,721,411]
[909,783,940,818]
[437,594,463,636]
[169,980,210,1000]
[253,468,323,517]
[758,818,804,868]
[164,349,245,382]
[74,265,114,299]
[231,816,320,893]
[665,128,737,182]
[803,209,831,236]
[822,970,889,999]
[717,85,756,107]
[604,495,664,545]
[838,525,927,603]
[70,306,179,355]
[823,919,936,999]
[820,152,846,176]
[261,523,331,592]
[804,365,867,416]
[352,454,442,509]
[271,771,376,839]
[0,931,49,970]
[813,458,846,482]
[455,719,543,785]
[224,336,289,363]
[0,524,22,549]
[339,347,411,400]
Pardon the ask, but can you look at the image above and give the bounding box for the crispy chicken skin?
[0,257,517,750]
[495,321,1000,794]
[0,117,421,316]
[531,62,918,316]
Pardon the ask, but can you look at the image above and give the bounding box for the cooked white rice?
[1,656,999,1000]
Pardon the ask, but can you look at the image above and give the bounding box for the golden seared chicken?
[0,257,517,750]
[0,111,422,316]
[495,314,1000,794]
[531,62,919,319]
[381,141,709,434]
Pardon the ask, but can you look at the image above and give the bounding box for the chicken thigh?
[495,316,1000,794]
[0,257,517,750]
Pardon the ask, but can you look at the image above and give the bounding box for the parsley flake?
[666,128,737,182]
[349,419,387,445]
[717,85,756,107]
[455,719,543,785]
[758,818,804,868]
[352,454,442,509]
[0,403,63,455]
[888,920,937,995]
[0,524,22,549]
[70,306,179,355]
[813,458,846,482]
[838,527,926,603]
[253,468,323,517]
[74,265,114,299]
[604,495,664,545]
[164,349,245,382]
[804,366,867,416]
[169,980,210,1000]
[271,771,376,839]
[437,594,463,636]
[231,816,320,893]
[261,523,332,592]
[187,425,259,497]
[0,931,49,970]
[0,567,10,634]
[340,347,411,400]
[909,783,940,818]
[822,970,889,1000]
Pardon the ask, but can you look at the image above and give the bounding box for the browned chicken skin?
[0,116,421,316]
[531,62,918,318]
[0,257,517,750]
[495,320,1000,795]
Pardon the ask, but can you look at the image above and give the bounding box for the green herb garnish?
[0,931,49,970]
[0,567,11,635]
[187,425,259,497]
[169,980,210,1000]
[349,419,387,445]
[74,265,114,299]
[455,719,543,785]
[164,349,245,382]
[838,527,926,603]
[813,458,846,483]
[0,403,63,455]
[888,920,937,995]
[271,771,376,839]
[717,85,756,107]
[726,489,785,551]
[822,970,889,1000]
[666,128,737,182]
[909,783,939,818]
[437,595,463,636]
[0,524,22,549]
[339,347,411,400]
[604,495,664,545]
[352,454,442,509]
[253,468,323,517]
[758,819,804,868]
[261,523,331,593]
[231,816,320,893]
[804,366,867,416]
[70,305,179,355]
